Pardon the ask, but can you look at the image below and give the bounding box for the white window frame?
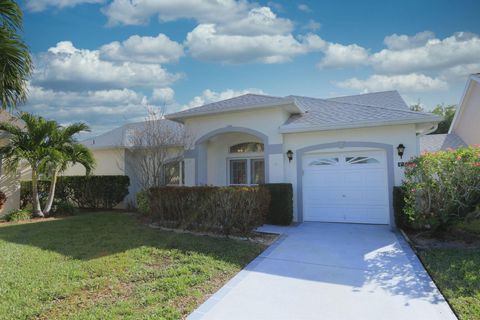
[227,157,264,186]
[164,160,184,186]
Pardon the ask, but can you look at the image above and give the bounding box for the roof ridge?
[327,90,398,100]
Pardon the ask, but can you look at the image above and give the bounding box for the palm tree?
[0,0,32,110]
[0,112,58,216]
[0,113,94,217]
[42,125,95,215]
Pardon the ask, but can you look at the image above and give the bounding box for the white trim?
[279,116,441,133]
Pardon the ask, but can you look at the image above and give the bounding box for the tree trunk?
[43,169,58,216]
[31,167,44,217]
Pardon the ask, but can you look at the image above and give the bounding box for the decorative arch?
[192,126,271,185]
[295,141,395,228]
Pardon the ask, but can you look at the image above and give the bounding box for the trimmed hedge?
[147,186,270,236]
[263,183,293,225]
[393,186,408,229]
[21,175,129,210]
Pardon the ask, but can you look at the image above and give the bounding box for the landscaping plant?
[403,146,480,231]
[0,191,6,211]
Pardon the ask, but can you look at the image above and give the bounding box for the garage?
[302,150,389,224]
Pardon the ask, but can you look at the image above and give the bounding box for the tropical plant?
[41,124,95,215]
[0,112,93,217]
[431,104,456,134]
[0,0,32,111]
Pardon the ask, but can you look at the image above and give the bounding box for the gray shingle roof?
[167,94,290,119]
[279,95,440,132]
[82,119,184,149]
[419,134,467,152]
[327,90,409,110]
[164,90,440,133]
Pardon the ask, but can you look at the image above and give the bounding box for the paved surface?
[188,223,457,320]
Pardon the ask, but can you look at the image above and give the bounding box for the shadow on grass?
[0,211,262,265]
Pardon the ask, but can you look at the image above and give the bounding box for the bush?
[21,176,130,210]
[0,191,6,211]
[393,186,408,229]
[403,146,480,231]
[53,201,78,216]
[147,186,270,237]
[136,191,150,216]
[4,209,32,222]
[263,183,293,225]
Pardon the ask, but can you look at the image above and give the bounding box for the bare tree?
[125,108,191,193]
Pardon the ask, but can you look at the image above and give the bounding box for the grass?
[419,248,480,319]
[0,211,264,319]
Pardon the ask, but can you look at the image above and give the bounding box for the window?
[229,158,264,185]
[164,161,184,185]
[308,157,339,166]
[230,159,247,184]
[251,159,265,184]
[229,142,264,153]
[345,156,379,164]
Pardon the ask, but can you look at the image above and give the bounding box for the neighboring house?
[448,73,480,146]
[164,91,441,227]
[419,74,479,152]
[63,120,184,206]
[0,111,21,215]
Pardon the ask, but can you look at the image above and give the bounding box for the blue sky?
[20,0,480,136]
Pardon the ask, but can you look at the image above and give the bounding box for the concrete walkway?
[189,223,456,320]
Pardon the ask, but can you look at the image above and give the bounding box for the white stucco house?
[419,74,479,152]
[163,90,441,227]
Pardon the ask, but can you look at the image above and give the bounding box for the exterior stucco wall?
[62,148,125,176]
[454,80,480,146]
[283,124,418,221]
[0,166,20,215]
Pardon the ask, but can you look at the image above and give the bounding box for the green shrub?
[147,186,270,237]
[53,201,78,216]
[0,191,6,211]
[21,176,130,210]
[136,191,150,216]
[263,183,293,225]
[4,209,32,222]
[403,146,480,231]
[393,186,409,229]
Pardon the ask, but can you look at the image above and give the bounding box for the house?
[164,91,441,227]
[448,73,480,146]
[419,74,479,152]
[63,119,185,206]
[0,110,21,215]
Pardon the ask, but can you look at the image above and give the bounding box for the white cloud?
[371,32,480,74]
[318,43,369,68]
[216,7,293,36]
[336,73,448,93]
[99,33,184,64]
[185,24,325,64]
[25,0,104,11]
[33,41,182,91]
[183,88,265,110]
[383,31,435,51]
[303,19,321,31]
[151,88,175,104]
[102,0,251,26]
[298,4,312,12]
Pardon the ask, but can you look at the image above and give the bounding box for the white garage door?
[303,150,389,224]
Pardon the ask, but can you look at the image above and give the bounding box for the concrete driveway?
[189,223,456,320]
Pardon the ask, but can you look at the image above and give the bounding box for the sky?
[19,0,480,137]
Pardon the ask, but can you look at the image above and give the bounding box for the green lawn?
[419,249,480,320]
[0,212,263,320]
